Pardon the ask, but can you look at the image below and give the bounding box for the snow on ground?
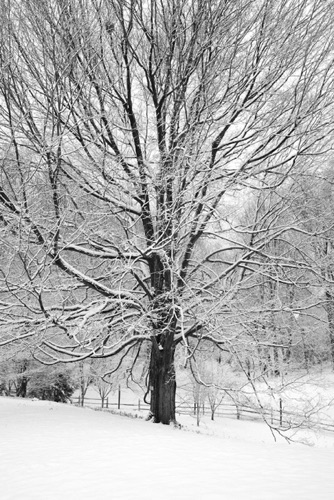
[1,397,334,499]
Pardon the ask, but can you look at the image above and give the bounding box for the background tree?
[288,164,334,368]
[1,0,334,424]
[91,358,121,408]
[72,360,93,407]
[27,366,75,402]
[0,351,76,402]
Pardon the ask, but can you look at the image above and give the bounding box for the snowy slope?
[1,396,334,500]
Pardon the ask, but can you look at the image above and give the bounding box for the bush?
[28,371,75,403]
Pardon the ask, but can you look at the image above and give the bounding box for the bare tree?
[1,0,334,423]
[91,358,122,408]
[287,165,334,368]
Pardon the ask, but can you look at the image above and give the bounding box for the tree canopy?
[1,0,334,423]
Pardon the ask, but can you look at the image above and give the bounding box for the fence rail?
[72,394,334,433]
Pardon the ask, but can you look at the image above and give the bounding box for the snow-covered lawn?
[1,396,334,499]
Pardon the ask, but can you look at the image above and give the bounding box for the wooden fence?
[73,393,334,433]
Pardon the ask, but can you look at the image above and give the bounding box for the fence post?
[118,385,121,410]
[106,398,109,409]
[138,399,141,411]
[236,404,240,420]
[279,398,283,427]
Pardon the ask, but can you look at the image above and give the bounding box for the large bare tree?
[1,0,334,423]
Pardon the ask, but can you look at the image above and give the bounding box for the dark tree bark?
[149,339,176,424]
[16,376,28,398]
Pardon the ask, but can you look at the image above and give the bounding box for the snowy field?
[1,397,334,499]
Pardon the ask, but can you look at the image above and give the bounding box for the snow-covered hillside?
[1,396,334,499]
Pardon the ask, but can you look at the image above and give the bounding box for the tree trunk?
[325,291,334,369]
[80,384,85,407]
[300,327,310,373]
[149,339,176,424]
[16,376,28,398]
